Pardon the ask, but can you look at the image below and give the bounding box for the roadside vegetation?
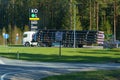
[41,70,120,80]
[0,46,120,80]
[0,46,120,63]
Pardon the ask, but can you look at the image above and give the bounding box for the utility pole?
[73,2,76,48]
[114,0,117,41]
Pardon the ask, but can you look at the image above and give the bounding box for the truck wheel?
[25,42,30,47]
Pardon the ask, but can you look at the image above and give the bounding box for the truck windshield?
[23,34,27,38]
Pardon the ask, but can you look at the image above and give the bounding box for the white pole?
[114,0,116,41]
[73,3,76,48]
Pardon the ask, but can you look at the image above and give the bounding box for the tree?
[0,0,120,45]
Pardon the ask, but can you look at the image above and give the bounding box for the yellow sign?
[29,18,40,21]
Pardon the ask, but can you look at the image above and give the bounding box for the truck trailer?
[23,30,104,47]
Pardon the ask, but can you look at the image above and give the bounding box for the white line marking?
[1,73,10,80]
[0,60,5,64]
[1,72,16,80]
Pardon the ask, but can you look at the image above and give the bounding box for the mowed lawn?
[0,46,120,80]
[41,70,120,80]
[0,46,120,63]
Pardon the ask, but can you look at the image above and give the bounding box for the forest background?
[0,0,120,45]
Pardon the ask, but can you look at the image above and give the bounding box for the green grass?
[41,70,120,80]
[0,46,120,79]
[0,46,120,63]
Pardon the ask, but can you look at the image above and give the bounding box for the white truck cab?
[23,31,37,46]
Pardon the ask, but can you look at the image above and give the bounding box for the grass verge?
[41,70,120,80]
[0,46,120,63]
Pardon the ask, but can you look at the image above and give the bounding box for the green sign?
[31,14,36,18]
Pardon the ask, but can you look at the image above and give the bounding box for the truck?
[23,29,104,47]
[23,31,37,46]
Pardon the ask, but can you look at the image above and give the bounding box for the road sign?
[55,31,63,41]
[29,18,40,21]
[31,21,38,24]
[31,26,38,28]
[31,14,37,18]
[30,8,39,18]
[97,31,104,44]
[31,9,38,13]
[30,8,39,31]
[16,36,19,41]
[31,9,38,18]
[3,34,9,39]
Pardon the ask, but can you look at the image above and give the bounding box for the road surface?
[0,57,120,80]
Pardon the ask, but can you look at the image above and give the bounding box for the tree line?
[0,0,120,45]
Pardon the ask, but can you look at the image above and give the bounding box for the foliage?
[0,0,120,44]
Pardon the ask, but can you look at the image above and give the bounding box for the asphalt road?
[0,57,120,80]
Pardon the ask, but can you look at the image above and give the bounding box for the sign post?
[55,31,63,57]
[3,33,9,46]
